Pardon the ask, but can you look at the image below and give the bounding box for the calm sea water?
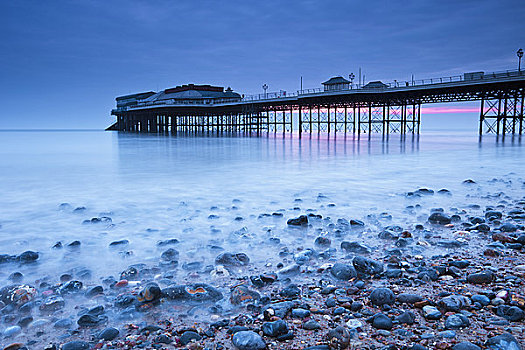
[0,130,524,285]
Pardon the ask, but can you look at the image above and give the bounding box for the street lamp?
[348,73,355,88]
[518,48,523,73]
[262,84,268,99]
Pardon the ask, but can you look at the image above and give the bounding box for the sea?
[0,129,524,289]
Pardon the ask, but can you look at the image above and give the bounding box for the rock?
[471,294,490,306]
[85,285,103,298]
[453,343,481,350]
[397,293,424,304]
[277,264,300,277]
[499,223,518,232]
[303,319,321,330]
[485,210,503,220]
[467,270,494,284]
[263,301,295,319]
[439,295,470,312]
[330,263,357,280]
[215,252,250,266]
[422,305,442,320]
[485,333,521,350]
[353,256,384,277]
[445,314,470,329]
[54,318,73,328]
[315,236,331,247]
[370,288,395,306]
[160,248,179,262]
[180,331,202,345]
[162,283,223,302]
[292,308,311,319]
[39,296,65,312]
[137,282,161,303]
[232,330,266,350]
[280,284,301,299]
[18,251,38,263]
[0,284,37,305]
[157,238,179,246]
[326,326,351,349]
[3,325,21,337]
[287,215,308,226]
[58,280,83,294]
[341,241,371,254]
[98,327,119,341]
[61,341,90,350]
[428,212,451,225]
[77,314,106,327]
[120,267,139,280]
[109,239,129,247]
[294,249,316,265]
[230,285,260,305]
[155,334,172,344]
[262,320,288,337]
[496,305,525,322]
[371,313,393,330]
[395,311,416,325]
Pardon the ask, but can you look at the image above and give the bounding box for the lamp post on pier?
[262,84,268,99]
[517,48,523,73]
[349,73,355,88]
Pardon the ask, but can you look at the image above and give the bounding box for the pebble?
[3,325,21,337]
[445,314,470,329]
[330,263,357,280]
[232,330,266,350]
[98,327,119,341]
[467,270,494,284]
[179,331,202,345]
[61,341,90,350]
[453,342,481,350]
[371,313,393,330]
[422,305,442,320]
[370,287,395,306]
[262,320,288,337]
[303,319,321,330]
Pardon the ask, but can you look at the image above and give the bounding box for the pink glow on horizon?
[421,106,479,114]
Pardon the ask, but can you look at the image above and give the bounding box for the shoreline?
[0,182,524,350]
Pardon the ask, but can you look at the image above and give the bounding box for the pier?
[109,69,525,136]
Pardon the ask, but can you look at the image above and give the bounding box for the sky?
[0,0,523,130]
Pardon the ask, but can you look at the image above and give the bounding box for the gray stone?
[370,288,395,306]
[232,330,266,350]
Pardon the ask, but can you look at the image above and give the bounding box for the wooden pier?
[109,69,525,136]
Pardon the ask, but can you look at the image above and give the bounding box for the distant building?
[362,81,388,89]
[322,76,350,91]
[144,84,242,105]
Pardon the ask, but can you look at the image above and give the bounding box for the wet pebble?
[232,330,266,350]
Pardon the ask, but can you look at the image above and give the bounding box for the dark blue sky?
[1,0,523,129]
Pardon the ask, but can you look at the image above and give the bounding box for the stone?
[303,319,321,330]
[326,326,351,349]
[162,283,223,302]
[18,251,39,263]
[471,294,490,306]
[109,239,129,247]
[467,270,494,284]
[215,252,250,266]
[137,282,161,303]
[77,314,106,327]
[495,305,524,322]
[287,215,308,226]
[439,295,470,312]
[291,308,310,319]
[371,313,393,330]
[98,327,119,341]
[160,248,179,262]
[262,320,288,337]
[453,343,481,350]
[330,263,357,282]
[58,280,83,294]
[422,305,442,320]
[85,285,103,298]
[61,341,90,350]
[485,333,521,350]
[230,285,260,304]
[3,326,21,337]
[395,311,416,325]
[180,331,202,345]
[397,293,424,304]
[315,236,331,247]
[370,288,395,306]
[39,296,65,312]
[263,301,295,319]
[353,256,384,277]
[445,314,470,329]
[341,241,371,254]
[232,331,266,350]
[428,212,451,225]
[54,318,73,328]
[280,284,301,299]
